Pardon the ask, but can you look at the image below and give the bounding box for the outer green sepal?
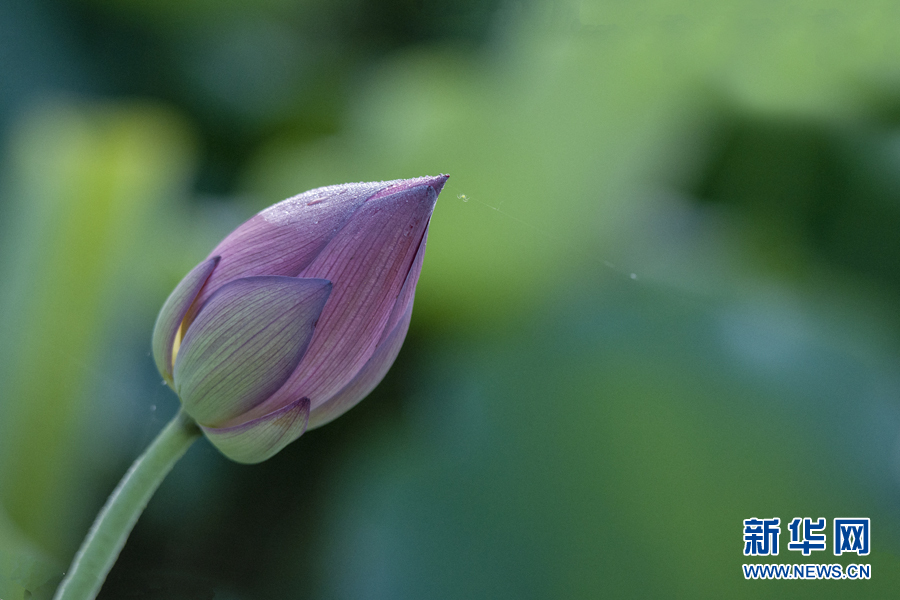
[201,397,311,464]
[173,276,331,426]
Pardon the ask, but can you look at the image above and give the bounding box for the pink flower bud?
[152,175,447,463]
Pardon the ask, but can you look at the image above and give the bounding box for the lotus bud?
[152,175,447,463]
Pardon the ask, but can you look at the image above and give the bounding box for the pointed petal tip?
[428,174,449,195]
[368,174,449,203]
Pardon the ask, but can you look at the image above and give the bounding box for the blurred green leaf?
[242,0,900,328]
[0,506,62,600]
[0,101,194,558]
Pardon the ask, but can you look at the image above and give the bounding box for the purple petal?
[151,256,219,385]
[202,397,310,464]
[308,302,413,429]
[380,223,429,343]
[174,276,331,426]
[248,176,445,416]
[186,177,444,327]
[306,224,430,428]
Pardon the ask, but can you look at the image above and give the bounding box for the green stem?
[54,410,201,600]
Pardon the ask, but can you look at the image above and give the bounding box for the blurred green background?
[3,0,900,597]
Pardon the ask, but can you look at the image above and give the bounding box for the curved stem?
[54,410,201,600]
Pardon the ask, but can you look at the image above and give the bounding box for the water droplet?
[630,273,637,280]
